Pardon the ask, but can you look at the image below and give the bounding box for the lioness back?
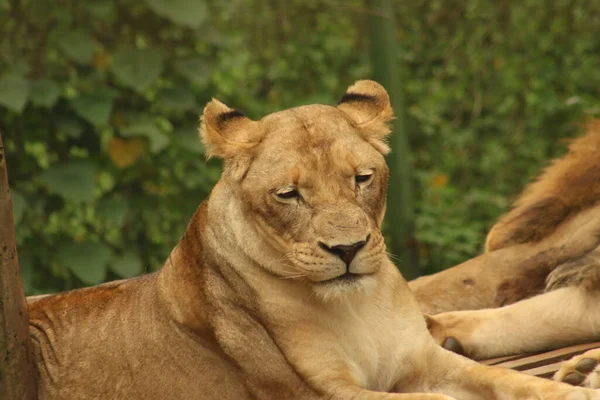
[28,273,250,399]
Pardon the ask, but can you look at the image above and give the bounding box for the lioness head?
[200,80,394,300]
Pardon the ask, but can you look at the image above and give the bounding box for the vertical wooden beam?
[0,131,37,399]
[368,0,421,279]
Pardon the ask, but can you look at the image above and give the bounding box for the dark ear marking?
[217,109,246,127]
[336,80,393,154]
[338,92,377,106]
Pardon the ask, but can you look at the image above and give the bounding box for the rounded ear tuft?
[338,80,390,111]
[199,98,260,180]
[199,99,259,158]
[337,80,394,154]
[202,99,247,135]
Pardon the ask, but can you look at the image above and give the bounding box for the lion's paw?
[425,313,478,358]
[554,348,600,389]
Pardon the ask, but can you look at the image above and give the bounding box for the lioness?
[416,121,600,387]
[28,81,599,399]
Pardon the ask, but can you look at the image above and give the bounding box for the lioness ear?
[199,99,261,181]
[337,80,394,154]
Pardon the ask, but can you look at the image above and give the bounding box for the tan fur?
[28,81,599,399]
[546,246,600,292]
[411,122,600,315]
[412,205,600,315]
[486,120,600,252]
[421,122,600,388]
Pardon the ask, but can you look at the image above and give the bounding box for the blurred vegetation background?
[1,0,599,295]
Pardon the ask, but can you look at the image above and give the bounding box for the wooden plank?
[494,342,600,370]
[481,354,526,366]
[0,131,38,399]
[521,362,563,378]
[482,341,600,378]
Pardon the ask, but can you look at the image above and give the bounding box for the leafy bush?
[397,0,600,270]
[0,0,367,294]
[1,0,599,294]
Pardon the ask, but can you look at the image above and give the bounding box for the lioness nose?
[319,236,369,267]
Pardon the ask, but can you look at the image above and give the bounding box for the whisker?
[386,251,402,263]
[280,274,308,280]
[267,255,307,279]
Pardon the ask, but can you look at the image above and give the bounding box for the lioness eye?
[276,188,299,200]
[355,171,374,184]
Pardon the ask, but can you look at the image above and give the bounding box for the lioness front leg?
[301,360,457,399]
[422,347,600,399]
[427,287,600,359]
[352,393,455,400]
[330,385,455,400]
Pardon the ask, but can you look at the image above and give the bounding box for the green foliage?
[39,160,97,202]
[1,0,599,294]
[0,0,367,294]
[395,0,600,271]
[111,47,166,91]
[56,241,112,285]
[110,252,144,278]
[0,73,29,112]
[145,0,208,28]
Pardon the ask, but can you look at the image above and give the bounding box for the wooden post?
[368,0,421,279]
[0,131,37,399]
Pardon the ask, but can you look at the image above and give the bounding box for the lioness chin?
[28,81,599,399]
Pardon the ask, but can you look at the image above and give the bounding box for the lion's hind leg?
[555,348,600,389]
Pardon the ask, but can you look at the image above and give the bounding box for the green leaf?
[57,31,97,64]
[57,119,83,138]
[174,124,204,154]
[109,252,143,278]
[158,86,197,111]
[96,196,129,227]
[122,119,170,153]
[146,130,170,153]
[111,47,166,91]
[57,241,112,285]
[29,79,61,107]
[88,0,115,19]
[174,57,211,86]
[11,189,27,225]
[70,88,116,126]
[39,159,97,202]
[145,0,208,28]
[0,74,29,113]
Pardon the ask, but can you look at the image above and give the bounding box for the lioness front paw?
[554,348,600,389]
[540,387,600,400]
[522,379,599,400]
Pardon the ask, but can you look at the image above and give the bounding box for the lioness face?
[201,81,395,298]
[243,106,389,287]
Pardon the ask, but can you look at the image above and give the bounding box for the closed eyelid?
[356,168,375,175]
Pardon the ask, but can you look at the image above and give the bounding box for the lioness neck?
[159,181,375,327]
[156,182,303,328]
